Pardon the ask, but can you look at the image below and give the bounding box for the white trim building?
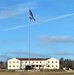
[7,58,59,70]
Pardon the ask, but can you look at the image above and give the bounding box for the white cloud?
[0,5,26,19]
[0,1,36,19]
[37,35,74,43]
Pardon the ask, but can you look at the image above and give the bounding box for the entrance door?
[25,65,32,70]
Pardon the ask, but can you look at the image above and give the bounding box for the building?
[7,57,59,70]
[7,58,21,70]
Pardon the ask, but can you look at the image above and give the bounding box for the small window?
[48,65,50,67]
[52,61,53,63]
[9,61,11,63]
[56,65,57,67]
[36,65,38,67]
[36,61,38,63]
[48,61,50,63]
[17,61,19,63]
[17,65,19,67]
[39,65,41,67]
[13,65,15,67]
[25,61,27,63]
[56,61,57,63]
[40,61,41,63]
[9,65,11,67]
[13,61,15,63]
[52,65,53,67]
[32,61,34,63]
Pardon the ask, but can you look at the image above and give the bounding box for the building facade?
[7,58,59,70]
[7,58,21,70]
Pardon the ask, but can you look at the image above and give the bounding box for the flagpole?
[28,7,30,66]
[28,7,35,68]
[43,56,45,75]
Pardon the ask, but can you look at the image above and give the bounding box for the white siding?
[45,58,59,69]
[7,58,21,69]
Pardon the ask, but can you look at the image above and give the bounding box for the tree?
[59,57,74,70]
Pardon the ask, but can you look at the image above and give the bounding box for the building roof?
[17,58,50,60]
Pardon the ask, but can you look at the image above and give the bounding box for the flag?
[29,9,35,21]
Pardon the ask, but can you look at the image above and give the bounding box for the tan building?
[7,58,59,70]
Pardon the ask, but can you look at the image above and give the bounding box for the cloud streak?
[0,5,27,19]
[0,54,12,61]
[37,35,74,43]
[10,51,49,57]
[0,1,36,19]
[1,13,74,32]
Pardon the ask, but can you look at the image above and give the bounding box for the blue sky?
[0,0,74,61]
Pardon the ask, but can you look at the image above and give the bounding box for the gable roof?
[8,58,20,61]
[17,58,49,60]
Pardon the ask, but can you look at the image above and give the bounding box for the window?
[40,61,41,63]
[52,61,53,63]
[36,65,38,67]
[13,65,15,67]
[48,65,50,67]
[52,65,53,67]
[56,61,57,63]
[9,65,11,67]
[17,61,19,63]
[32,61,34,63]
[48,61,50,63]
[13,61,15,63]
[17,65,19,67]
[56,65,57,67]
[36,61,38,63]
[25,61,27,63]
[9,61,11,63]
[39,65,41,67]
